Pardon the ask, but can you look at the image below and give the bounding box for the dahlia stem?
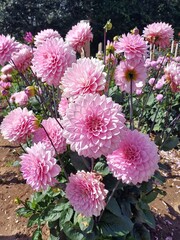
[4,95,13,110]
[103,30,106,65]
[91,158,94,171]
[41,124,68,179]
[52,86,58,119]
[98,180,120,222]
[129,79,134,130]
[149,106,160,135]
[104,54,112,97]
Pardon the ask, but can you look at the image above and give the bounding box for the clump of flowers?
[33,117,66,154]
[164,60,180,92]
[62,93,125,158]
[0,107,38,143]
[107,129,159,185]
[61,57,106,98]
[143,22,174,48]
[34,29,61,47]
[0,34,19,65]
[65,21,93,52]
[114,59,147,93]
[66,171,108,217]
[32,38,76,86]
[20,142,61,191]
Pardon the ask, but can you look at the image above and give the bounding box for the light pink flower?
[10,91,29,106]
[114,33,147,62]
[66,171,108,217]
[58,97,69,117]
[0,74,12,82]
[61,58,106,98]
[156,94,163,102]
[107,129,159,185]
[148,77,155,86]
[114,60,147,93]
[0,107,38,143]
[1,64,13,74]
[164,61,180,92]
[65,21,93,52]
[154,76,165,90]
[33,117,66,154]
[34,29,61,47]
[62,93,125,159]
[32,38,76,87]
[143,22,174,48]
[0,34,19,65]
[20,142,61,191]
[11,45,33,72]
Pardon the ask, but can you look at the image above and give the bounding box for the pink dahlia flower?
[34,29,61,47]
[23,32,33,44]
[114,33,147,62]
[66,171,108,217]
[143,22,174,48]
[156,94,163,102]
[11,45,33,72]
[0,34,19,66]
[33,117,66,154]
[58,97,69,117]
[0,107,38,143]
[10,91,29,106]
[107,129,159,185]
[32,38,76,87]
[114,60,147,93]
[65,21,93,52]
[61,58,106,98]
[62,93,125,159]
[1,64,14,74]
[20,142,61,191]
[164,61,180,92]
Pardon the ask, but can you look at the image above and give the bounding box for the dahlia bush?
[0,20,179,240]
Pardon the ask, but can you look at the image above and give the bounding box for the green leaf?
[133,224,151,240]
[32,228,42,240]
[59,208,74,225]
[99,212,133,237]
[63,222,84,240]
[153,171,166,184]
[142,191,158,203]
[16,207,33,218]
[94,161,110,176]
[135,207,155,229]
[106,197,122,217]
[161,136,179,151]
[70,151,91,171]
[74,213,94,232]
[27,214,40,227]
[146,93,154,106]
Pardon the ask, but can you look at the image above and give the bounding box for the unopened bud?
[104,20,112,32]
[131,27,139,35]
[14,197,21,204]
[25,86,35,97]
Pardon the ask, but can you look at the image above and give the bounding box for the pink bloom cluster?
[11,45,33,72]
[143,22,174,48]
[10,91,29,106]
[114,60,147,93]
[34,29,61,47]
[115,33,147,62]
[62,93,125,159]
[33,117,66,154]
[32,38,76,86]
[65,21,93,52]
[164,61,180,92]
[107,129,159,185]
[20,142,61,191]
[0,107,38,143]
[0,34,18,66]
[61,58,106,98]
[66,171,108,217]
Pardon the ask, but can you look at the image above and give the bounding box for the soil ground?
[0,134,179,240]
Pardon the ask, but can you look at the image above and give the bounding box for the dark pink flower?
[66,171,108,217]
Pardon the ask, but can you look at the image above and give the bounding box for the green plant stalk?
[149,106,160,135]
[129,79,134,130]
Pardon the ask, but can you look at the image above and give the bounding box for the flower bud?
[104,20,112,32]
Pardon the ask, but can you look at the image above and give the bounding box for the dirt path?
[0,134,179,239]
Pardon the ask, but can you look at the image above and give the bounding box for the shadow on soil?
[0,234,31,240]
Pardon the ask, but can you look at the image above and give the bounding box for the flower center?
[85,116,103,134]
[125,69,137,81]
[124,145,140,163]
